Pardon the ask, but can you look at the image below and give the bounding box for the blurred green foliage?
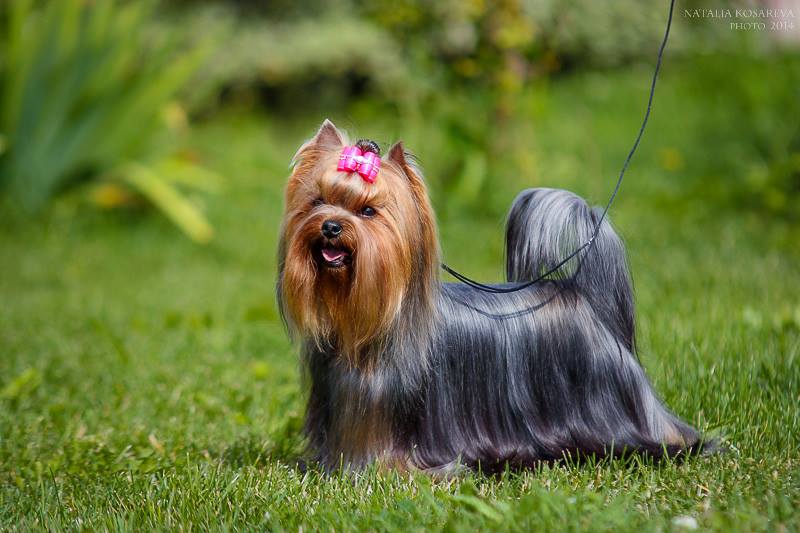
[685,49,800,217]
[0,0,218,241]
[169,0,799,218]
[173,0,686,202]
[1,0,798,235]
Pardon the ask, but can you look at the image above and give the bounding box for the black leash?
[441,0,676,294]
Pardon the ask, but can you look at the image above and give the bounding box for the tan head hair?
[278,119,439,368]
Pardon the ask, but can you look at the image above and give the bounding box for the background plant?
[685,48,800,218]
[0,0,219,242]
[169,0,798,218]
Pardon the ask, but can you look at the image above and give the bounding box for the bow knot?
[337,146,380,183]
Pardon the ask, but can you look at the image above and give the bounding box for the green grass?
[2,59,799,531]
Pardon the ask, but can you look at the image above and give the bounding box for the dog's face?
[278,120,439,363]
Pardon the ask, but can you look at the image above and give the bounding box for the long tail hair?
[505,188,635,351]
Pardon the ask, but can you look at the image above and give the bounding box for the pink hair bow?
[337,146,380,183]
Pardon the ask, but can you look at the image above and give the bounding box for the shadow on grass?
[209,415,310,471]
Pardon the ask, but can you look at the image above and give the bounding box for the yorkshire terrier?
[278,119,707,473]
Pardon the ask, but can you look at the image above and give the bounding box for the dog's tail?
[504,188,722,458]
[505,188,635,350]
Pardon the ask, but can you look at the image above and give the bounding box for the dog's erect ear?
[388,141,431,190]
[388,141,430,194]
[387,141,416,178]
[387,141,405,165]
[311,119,345,149]
[291,119,346,171]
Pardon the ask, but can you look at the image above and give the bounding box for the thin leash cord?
[441,0,675,294]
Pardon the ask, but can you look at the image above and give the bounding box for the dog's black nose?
[321,220,342,238]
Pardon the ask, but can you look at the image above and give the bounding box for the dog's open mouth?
[318,245,351,268]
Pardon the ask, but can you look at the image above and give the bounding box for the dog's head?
[278,119,439,363]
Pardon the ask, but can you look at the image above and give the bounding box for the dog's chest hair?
[306,346,424,465]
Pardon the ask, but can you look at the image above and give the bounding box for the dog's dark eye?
[359,206,377,218]
[312,198,324,207]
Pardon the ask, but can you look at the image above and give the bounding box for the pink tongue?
[322,248,346,262]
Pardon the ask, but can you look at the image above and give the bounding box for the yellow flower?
[659,147,684,171]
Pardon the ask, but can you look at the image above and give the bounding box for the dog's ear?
[291,119,346,173]
[387,141,430,199]
[311,118,345,149]
[387,141,419,180]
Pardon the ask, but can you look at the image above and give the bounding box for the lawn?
[1,59,799,531]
